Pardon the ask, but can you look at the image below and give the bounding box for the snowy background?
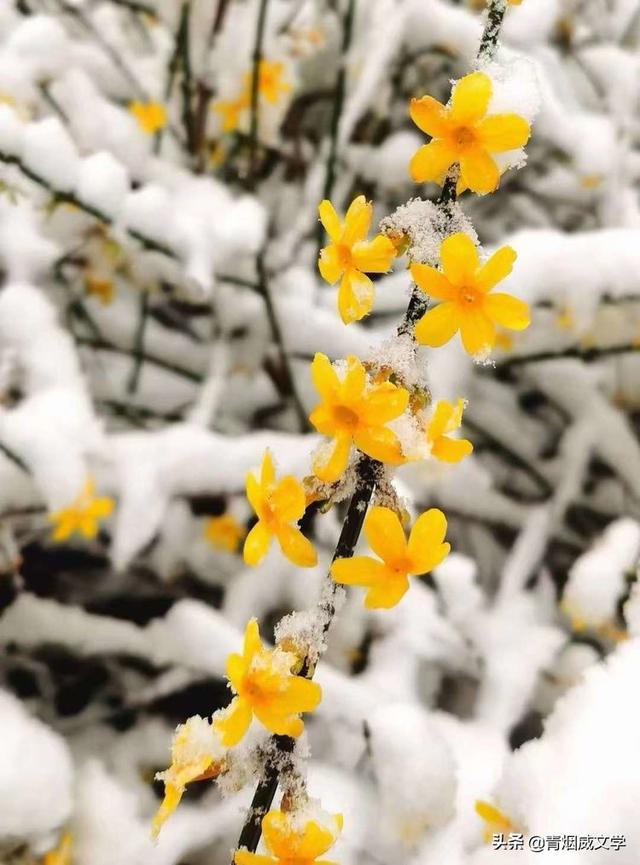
[1,0,640,863]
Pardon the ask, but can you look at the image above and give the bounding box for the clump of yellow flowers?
[153,17,533,859]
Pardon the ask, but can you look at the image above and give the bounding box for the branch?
[247,0,270,187]
[0,151,176,260]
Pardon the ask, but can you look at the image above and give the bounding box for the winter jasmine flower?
[84,275,114,305]
[235,808,343,865]
[43,831,73,865]
[409,71,530,194]
[49,478,114,542]
[331,505,450,608]
[204,513,246,553]
[309,353,408,483]
[214,619,321,746]
[426,399,473,463]
[411,232,530,357]
[153,716,226,837]
[474,800,517,844]
[317,196,396,323]
[129,101,167,134]
[244,451,316,567]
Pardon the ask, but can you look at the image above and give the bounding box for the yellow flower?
[235,808,343,865]
[214,619,321,747]
[475,800,516,844]
[204,513,246,553]
[409,71,530,194]
[410,232,530,357]
[309,353,409,483]
[43,832,73,865]
[426,399,473,463]
[84,274,114,305]
[129,101,167,134]
[317,196,396,324]
[244,60,292,104]
[214,93,249,132]
[153,716,226,838]
[244,452,317,568]
[49,478,114,542]
[331,505,450,608]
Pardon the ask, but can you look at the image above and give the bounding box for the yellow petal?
[410,263,456,301]
[278,676,322,714]
[271,476,306,522]
[351,235,396,273]
[459,148,500,194]
[297,821,339,859]
[408,508,449,572]
[414,302,459,347]
[331,556,388,587]
[88,497,114,519]
[354,425,403,464]
[253,704,304,738]
[337,269,374,324]
[459,308,496,356]
[243,617,262,661]
[342,196,371,246]
[234,852,276,865]
[476,246,517,292]
[152,782,182,838]
[246,471,264,515]
[409,140,456,183]
[427,400,455,441]
[409,95,449,137]
[476,114,530,152]
[364,576,409,609]
[359,382,409,425]
[226,652,245,692]
[318,200,342,242]
[276,524,317,567]
[215,697,253,747]
[449,71,491,124]
[243,521,272,566]
[440,232,480,285]
[313,434,352,483]
[309,405,336,436]
[311,353,340,402]
[341,354,367,403]
[364,506,407,564]
[483,293,530,330]
[318,244,343,284]
[431,436,473,463]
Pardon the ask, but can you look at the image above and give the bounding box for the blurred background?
[0,0,640,863]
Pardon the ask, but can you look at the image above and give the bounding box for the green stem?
[247,0,269,187]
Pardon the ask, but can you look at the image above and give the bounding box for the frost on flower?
[152,716,226,837]
[234,807,343,865]
[214,619,321,746]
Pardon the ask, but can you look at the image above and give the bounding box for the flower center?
[333,404,359,430]
[335,243,353,270]
[458,285,480,306]
[451,125,476,150]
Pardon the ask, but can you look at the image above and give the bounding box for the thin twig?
[315,0,356,256]
[0,151,176,260]
[247,0,269,186]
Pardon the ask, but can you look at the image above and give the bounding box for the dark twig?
[315,0,356,255]
[247,0,270,186]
